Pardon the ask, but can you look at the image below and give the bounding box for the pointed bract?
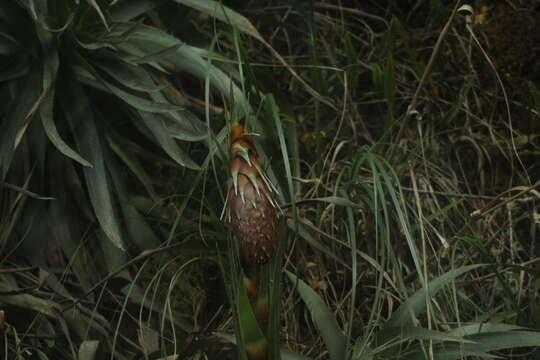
[228,123,279,267]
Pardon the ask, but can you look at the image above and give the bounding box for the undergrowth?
[1,0,539,359]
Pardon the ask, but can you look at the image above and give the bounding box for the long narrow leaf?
[286,271,346,360]
[76,53,184,113]
[401,331,540,360]
[0,65,42,178]
[384,264,483,329]
[174,0,262,39]
[106,134,157,199]
[41,87,93,167]
[137,111,200,169]
[110,0,169,21]
[111,22,252,114]
[106,151,160,250]
[61,75,125,250]
[92,55,167,93]
[36,2,92,166]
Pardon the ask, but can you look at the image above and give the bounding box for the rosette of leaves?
[0,0,258,358]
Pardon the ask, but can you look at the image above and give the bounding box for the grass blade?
[286,271,346,360]
[384,264,483,329]
[401,331,540,360]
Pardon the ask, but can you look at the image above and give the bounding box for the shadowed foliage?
[1,0,540,359]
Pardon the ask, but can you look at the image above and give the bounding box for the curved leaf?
[110,22,252,114]
[61,76,125,250]
[137,111,200,169]
[76,53,184,113]
[401,331,540,360]
[163,110,207,141]
[0,65,42,177]
[41,88,93,167]
[385,264,484,329]
[92,56,167,93]
[173,0,262,40]
[110,0,168,21]
[106,151,160,250]
[286,271,346,360]
[107,134,156,198]
[35,2,92,168]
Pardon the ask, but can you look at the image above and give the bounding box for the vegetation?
[1,0,539,359]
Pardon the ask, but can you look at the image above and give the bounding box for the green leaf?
[106,134,156,198]
[40,89,93,168]
[36,317,56,348]
[35,2,92,167]
[78,340,99,360]
[383,50,396,113]
[287,219,347,268]
[371,63,383,90]
[85,0,108,30]
[72,64,108,91]
[376,326,472,349]
[96,229,129,276]
[173,0,262,40]
[125,43,185,64]
[0,276,60,317]
[300,196,362,209]
[137,111,200,169]
[110,0,169,21]
[97,73,183,113]
[225,234,268,360]
[61,76,125,251]
[0,65,42,177]
[76,53,184,113]
[237,273,269,359]
[442,80,471,124]
[401,331,540,360]
[91,55,167,93]
[106,151,160,250]
[112,22,252,114]
[266,94,295,208]
[456,331,540,354]
[136,72,209,143]
[281,348,312,360]
[447,323,524,337]
[34,2,56,90]
[163,110,208,141]
[49,164,97,292]
[384,264,484,329]
[286,271,346,360]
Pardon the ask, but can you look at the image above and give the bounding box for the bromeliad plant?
[0,0,261,358]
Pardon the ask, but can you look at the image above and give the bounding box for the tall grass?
[1,0,539,359]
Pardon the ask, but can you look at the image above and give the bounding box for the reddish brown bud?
[228,124,278,266]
